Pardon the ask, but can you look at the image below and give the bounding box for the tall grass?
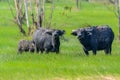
[0,1,120,80]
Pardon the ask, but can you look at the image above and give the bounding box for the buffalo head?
[71,28,92,40]
[45,29,65,38]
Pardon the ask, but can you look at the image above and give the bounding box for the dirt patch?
[50,75,120,80]
[102,76,116,80]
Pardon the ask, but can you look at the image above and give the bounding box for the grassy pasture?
[0,1,120,80]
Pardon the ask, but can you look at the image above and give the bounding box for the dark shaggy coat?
[33,28,65,53]
[18,40,35,54]
[71,25,114,55]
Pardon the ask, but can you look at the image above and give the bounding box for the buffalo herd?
[18,25,114,55]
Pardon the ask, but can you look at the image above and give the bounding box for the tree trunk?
[24,0,31,35]
[48,0,54,27]
[29,0,33,14]
[36,0,41,28]
[14,0,26,35]
[117,0,120,40]
[42,0,45,27]
[114,0,117,6]
[76,0,79,9]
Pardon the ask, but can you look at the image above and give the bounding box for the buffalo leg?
[104,47,111,55]
[56,49,59,54]
[36,47,40,53]
[17,48,23,54]
[104,44,110,54]
[56,51,59,54]
[45,48,49,54]
[105,43,112,55]
[40,49,44,53]
[104,49,109,54]
[109,45,112,54]
[83,48,89,55]
[109,47,112,54]
[92,49,97,55]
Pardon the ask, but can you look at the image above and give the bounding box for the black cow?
[71,25,114,55]
[18,40,35,54]
[33,28,65,53]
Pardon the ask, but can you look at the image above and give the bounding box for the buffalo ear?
[71,30,77,36]
[45,30,53,35]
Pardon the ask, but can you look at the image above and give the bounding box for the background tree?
[76,0,79,9]
[110,0,120,40]
[103,0,120,40]
[24,0,31,35]
[14,0,26,35]
[13,0,44,35]
[48,0,54,27]
[9,0,58,35]
[116,0,120,40]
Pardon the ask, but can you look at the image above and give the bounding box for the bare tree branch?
[24,0,31,35]
[7,0,15,18]
[48,0,54,28]
[14,0,26,35]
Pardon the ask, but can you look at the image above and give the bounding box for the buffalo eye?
[87,32,92,36]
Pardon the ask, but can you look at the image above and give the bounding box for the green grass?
[0,1,120,80]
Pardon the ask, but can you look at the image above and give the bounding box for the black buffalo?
[18,40,35,54]
[33,28,65,53]
[71,25,114,55]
